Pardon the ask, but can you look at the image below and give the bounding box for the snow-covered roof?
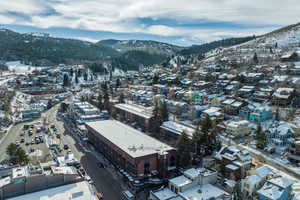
[183,168,216,180]
[179,184,227,200]
[151,187,178,200]
[268,177,294,189]
[257,182,285,200]
[255,165,272,178]
[273,87,294,99]
[160,121,194,138]
[7,181,98,200]
[245,175,262,185]
[169,175,192,188]
[226,164,239,171]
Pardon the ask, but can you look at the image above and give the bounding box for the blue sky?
[0,0,299,46]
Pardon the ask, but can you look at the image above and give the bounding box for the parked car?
[63,144,69,150]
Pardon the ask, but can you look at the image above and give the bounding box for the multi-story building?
[85,120,176,178]
[0,164,97,200]
[114,103,154,131]
[69,101,104,124]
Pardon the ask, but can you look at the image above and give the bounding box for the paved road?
[47,105,123,200]
[220,136,300,181]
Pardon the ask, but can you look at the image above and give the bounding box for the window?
[144,161,150,174]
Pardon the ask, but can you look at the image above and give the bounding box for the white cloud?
[0,0,299,44]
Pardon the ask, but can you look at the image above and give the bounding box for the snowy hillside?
[198,22,300,67]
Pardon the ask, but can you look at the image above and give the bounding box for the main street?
[0,104,124,200]
[46,104,124,200]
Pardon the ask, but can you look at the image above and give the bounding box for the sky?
[0,0,299,46]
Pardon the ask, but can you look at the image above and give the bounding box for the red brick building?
[85,120,176,177]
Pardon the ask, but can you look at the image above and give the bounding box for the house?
[240,104,272,122]
[188,105,209,119]
[222,99,244,115]
[166,100,189,117]
[248,104,273,122]
[253,88,273,102]
[241,165,273,198]
[215,146,252,180]
[272,88,295,106]
[149,168,230,200]
[202,107,223,122]
[241,175,263,198]
[237,86,255,98]
[288,140,300,163]
[266,121,295,148]
[160,121,195,142]
[225,120,252,137]
[257,177,294,200]
[280,52,298,62]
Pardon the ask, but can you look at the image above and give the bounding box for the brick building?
[85,120,176,177]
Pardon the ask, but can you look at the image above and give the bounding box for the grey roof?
[86,120,174,158]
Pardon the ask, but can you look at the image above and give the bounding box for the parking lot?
[14,122,72,163]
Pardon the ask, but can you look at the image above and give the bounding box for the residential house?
[225,120,252,138]
[237,86,255,98]
[240,104,272,123]
[272,88,295,106]
[160,121,195,143]
[215,146,252,180]
[202,107,223,122]
[288,140,300,163]
[257,177,294,200]
[241,165,273,198]
[266,121,295,149]
[222,99,244,115]
[149,168,230,200]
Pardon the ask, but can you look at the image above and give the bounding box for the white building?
[150,168,230,200]
[241,165,273,198]
[225,120,252,137]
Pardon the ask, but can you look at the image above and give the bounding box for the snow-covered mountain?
[198,22,300,67]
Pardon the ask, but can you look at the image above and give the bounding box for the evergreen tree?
[152,74,159,84]
[152,102,162,135]
[63,74,70,87]
[118,93,125,103]
[160,101,169,122]
[103,86,110,112]
[6,143,29,165]
[97,93,103,110]
[275,108,280,121]
[253,52,259,64]
[176,131,192,168]
[201,114,212,134]
[116,78,121,88]
[70,68,74,77]
[192,122,203,155]
[83,72,88,82]
[256,124,267,150]
[75,72,79,84]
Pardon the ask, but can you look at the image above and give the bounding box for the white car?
[85,175,93,184]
